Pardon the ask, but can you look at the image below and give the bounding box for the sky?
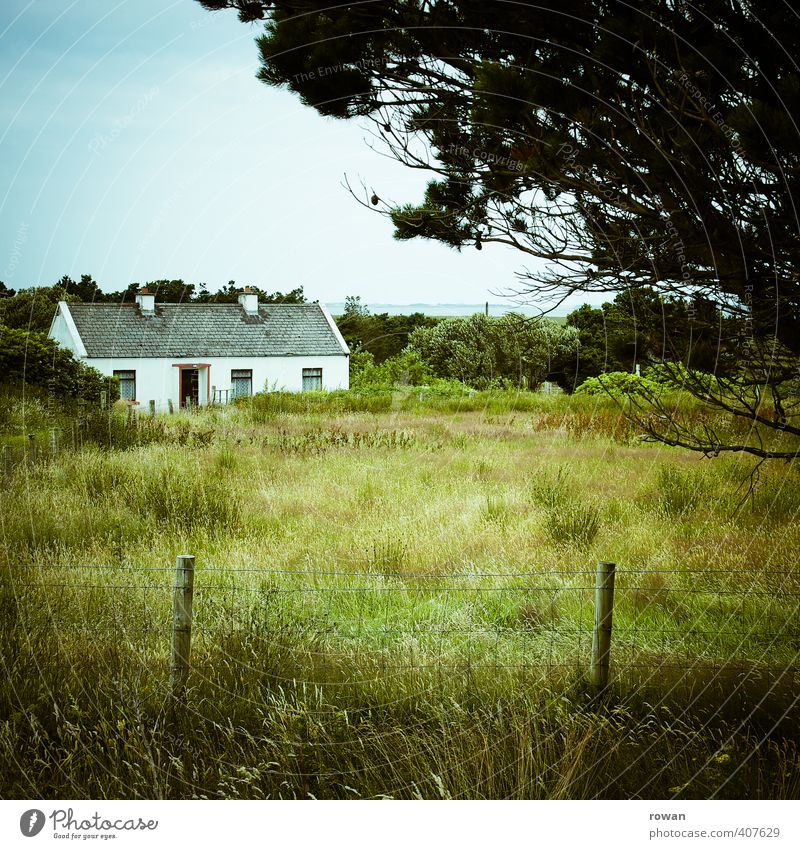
[0,0,593,311]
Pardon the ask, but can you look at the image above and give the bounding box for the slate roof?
[65,303,348,358]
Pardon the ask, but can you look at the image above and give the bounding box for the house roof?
[62,302,349,358]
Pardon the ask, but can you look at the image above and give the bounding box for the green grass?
[1,395,799,799]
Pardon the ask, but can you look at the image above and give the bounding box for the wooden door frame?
[172,363,211,408]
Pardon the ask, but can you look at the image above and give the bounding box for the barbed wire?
[3,563,799,576]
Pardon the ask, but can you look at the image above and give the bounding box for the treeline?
[0,275,307,334]
[0,273,736,399]
[565,288,731,386]
[342,289,737,393]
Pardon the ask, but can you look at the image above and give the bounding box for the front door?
[180,368,199,408]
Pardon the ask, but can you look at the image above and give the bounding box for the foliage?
[0,285,76,333]
[336,297,439,364]
[0,277,309,333]
[198,0,800,459]
[574,372,662,398]
[0,327,116,404]
[642,362,723,395]
[409,313,578,389]
[565,289,727,389]
[350,348,433,389]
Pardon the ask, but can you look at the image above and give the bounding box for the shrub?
[574,371,661,398]
[351,348,433,389]
[0,328,117,405]
[643,362,723,395]
[408,313,578,389]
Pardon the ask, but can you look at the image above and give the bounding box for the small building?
[48,288,350,410]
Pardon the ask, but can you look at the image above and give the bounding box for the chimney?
[238,287,258,315]
[135,286,155,315]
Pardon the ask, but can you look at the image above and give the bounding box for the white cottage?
[48,288,350,410]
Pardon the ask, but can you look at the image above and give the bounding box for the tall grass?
[2,562,798,799]
[1,400,799,798]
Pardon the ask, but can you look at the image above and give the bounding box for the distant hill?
[327,302,567,320]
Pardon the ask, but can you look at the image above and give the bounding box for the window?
[231,368,252,398]
[114,370,136,401]
[302,367,323,391]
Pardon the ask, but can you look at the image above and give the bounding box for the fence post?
[149,400,156,418]
[590,560,616,690]
[49,428,58,460]
[100,390,108,411]
[167,399,174,415]
[211,385,216,406]
[184,396,191,413]
[170,554,195,697]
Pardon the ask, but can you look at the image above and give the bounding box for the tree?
[194,280,308,303]
[336,296,439,363]
[0,285,76,333]
[408,313,578,389]
[195,0,800,458]
[59,274,105,302]
[0,327,114,403]
[565,288,729,389]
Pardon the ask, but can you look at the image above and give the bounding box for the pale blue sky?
[0,0,589,310]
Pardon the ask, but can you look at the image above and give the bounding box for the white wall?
[84,355,349,411]
[49,308,85,356]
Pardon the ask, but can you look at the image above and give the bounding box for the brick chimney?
[135,286,155,315]
[238,287,258,315]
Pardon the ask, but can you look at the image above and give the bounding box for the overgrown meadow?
[2,389,799,799]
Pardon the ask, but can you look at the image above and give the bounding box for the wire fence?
[4,555,800,701]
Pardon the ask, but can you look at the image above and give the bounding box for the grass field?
[2,390,799,799]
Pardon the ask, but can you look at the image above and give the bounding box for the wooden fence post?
[170,554,195,697]
[100,390,108,410]
[167,399,174,415]
[149,400,156,418]
[211,385,216,406]
[49,428,58,460]
[590,560,616,690]
[184,396,191,413]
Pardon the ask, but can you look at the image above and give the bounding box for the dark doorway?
[180,368,199,408]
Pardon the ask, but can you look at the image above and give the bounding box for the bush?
[574,371,661,398]
[408,313,579,389]
[643,362,724,395]
[0,327,117,405]
[350,348,433,389]
[530,466,571,510]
